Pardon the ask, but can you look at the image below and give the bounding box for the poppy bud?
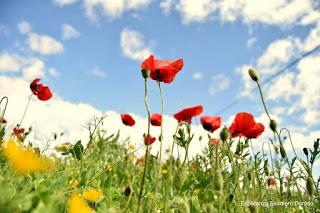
[264,160,269,176]
[220,127,231,142]
[124,186,131,197]
[213,171,223,192]
[314,139,319,151]
[141,68,150,79]
[248,68,260,82]
[303,147,308,157]
[306,176,314,196]
[269,119,277,132]
[280,145,287,159]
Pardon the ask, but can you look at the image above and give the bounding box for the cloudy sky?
[0,0,320,171]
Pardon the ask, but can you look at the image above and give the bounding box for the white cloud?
[176,0,218,24]
[192,72,203,80]
[18,21,32,34]
[54,0,78,7]
[0,53,21,72]
[247,37,257,48]
[0,53,49,80]
[62,24,80,40]
[87,67,107,78]
[257,37,302,75]
[48,68,60,77]
[160,0,319,26]
[236,22,320,128]
[160,0,176,13]
[120,28,152,61]
[208,73,230,95]
[83,0,152,21]
[27,33,64,55]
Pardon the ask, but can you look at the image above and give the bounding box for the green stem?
[0,96,8,121]
[136,78,151,213]
[157,81,164,164]
[18,94,33,128]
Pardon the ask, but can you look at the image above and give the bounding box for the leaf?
[70,140,84,160]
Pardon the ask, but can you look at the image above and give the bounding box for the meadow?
[0,55,319,213]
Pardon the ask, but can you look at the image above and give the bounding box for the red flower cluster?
[30,78,52,101]
[144,134,156,145]
[151,113,162,126]
[121,114,135,127]
[13,127,25,141]
[229,112,264,139]
[200,116,221,133]
[173,105,203,124]
[141,55,183,84]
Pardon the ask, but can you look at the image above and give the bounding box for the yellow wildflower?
[69,178,79,188]
[3,139,54,175]
[106,165,112,172]
[83,189,103,202]
[161,169,168,175]
[69,193,94,213]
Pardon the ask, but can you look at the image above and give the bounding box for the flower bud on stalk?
[248,68,260,82]
[306,176,314,196]
[269,119,277,132]
[302,147,308,157]
[213,171,223,192]
[220,127,231,142]
[141,68,150,79]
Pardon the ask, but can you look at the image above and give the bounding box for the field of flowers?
[0,55,319,213]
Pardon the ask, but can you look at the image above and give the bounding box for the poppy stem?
[18,94,33,128]
[255,80,305,205]
[136,78,151,213]
[157,81,164,167]
[0,96,8,121]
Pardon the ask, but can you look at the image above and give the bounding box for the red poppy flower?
[200,116,221,133]
[121,114,135,127]
[144,134,156,145]
[141,55,183,83]
[242,123,265,139]
[173,105,203,124]
[30,78,52,101]
[13,127,25,141]
[151,113,162,126]
[229,112,264,139]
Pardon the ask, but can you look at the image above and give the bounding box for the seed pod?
[269,119,277,132]
[141,68,150,79]
[220,127,231,142]
[314,139,319,151]
[302,147,308,157]
[248,68,260,82]
[263,160,269,176]
[213,171,223,192]
[280,146,287,159]
[306,176,314,196]
[124,186,131,197]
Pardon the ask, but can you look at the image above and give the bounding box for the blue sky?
[0,0,320,165]
[0,0,315,118]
